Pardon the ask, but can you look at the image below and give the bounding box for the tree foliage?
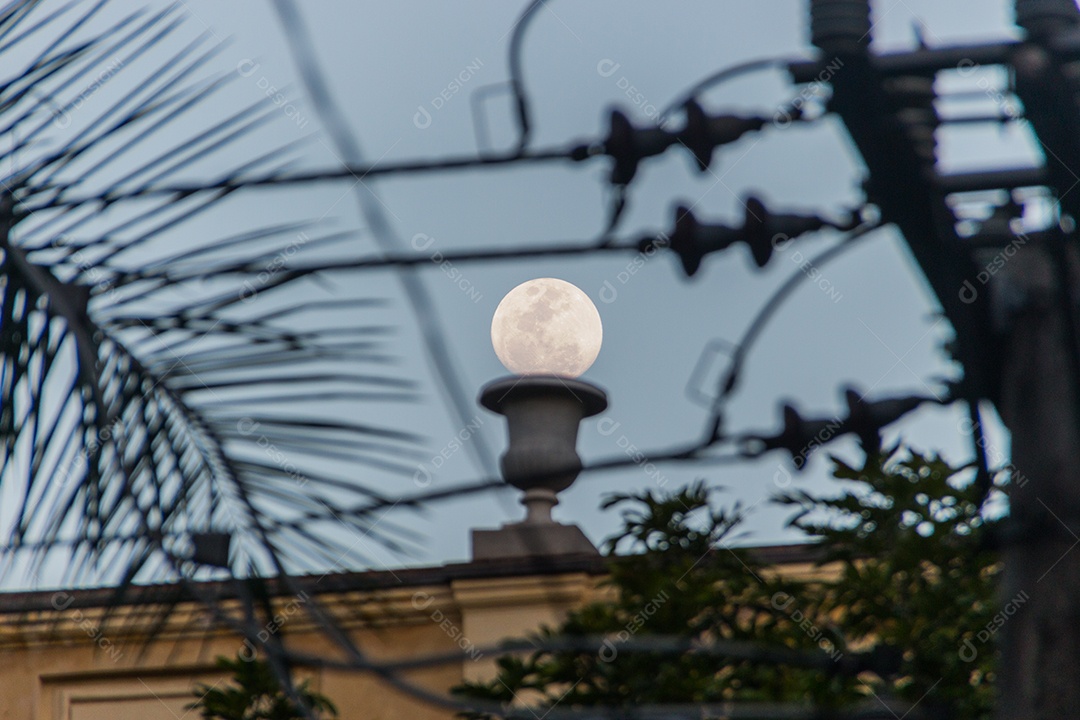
[189,655,338,720]
[454,447,1000,718]
[0,0,425,591]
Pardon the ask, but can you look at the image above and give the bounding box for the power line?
[269,0,504,495]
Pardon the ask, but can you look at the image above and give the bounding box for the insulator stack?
[810,0,871,54]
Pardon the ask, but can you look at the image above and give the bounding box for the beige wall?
[0,571,602,720]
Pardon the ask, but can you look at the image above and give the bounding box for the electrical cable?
[270,0,504,496]
[705,221,883,443]
[507,0,547,153]
[18,145,588,213]
[658,56,810,126]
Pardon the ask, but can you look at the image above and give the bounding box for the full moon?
[491,278,603,378]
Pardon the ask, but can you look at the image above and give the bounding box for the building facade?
[0,546,821,720]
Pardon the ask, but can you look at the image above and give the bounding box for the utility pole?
[996,243,1080,717]
[802,0,1080,716]
[994,5,1080,717]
